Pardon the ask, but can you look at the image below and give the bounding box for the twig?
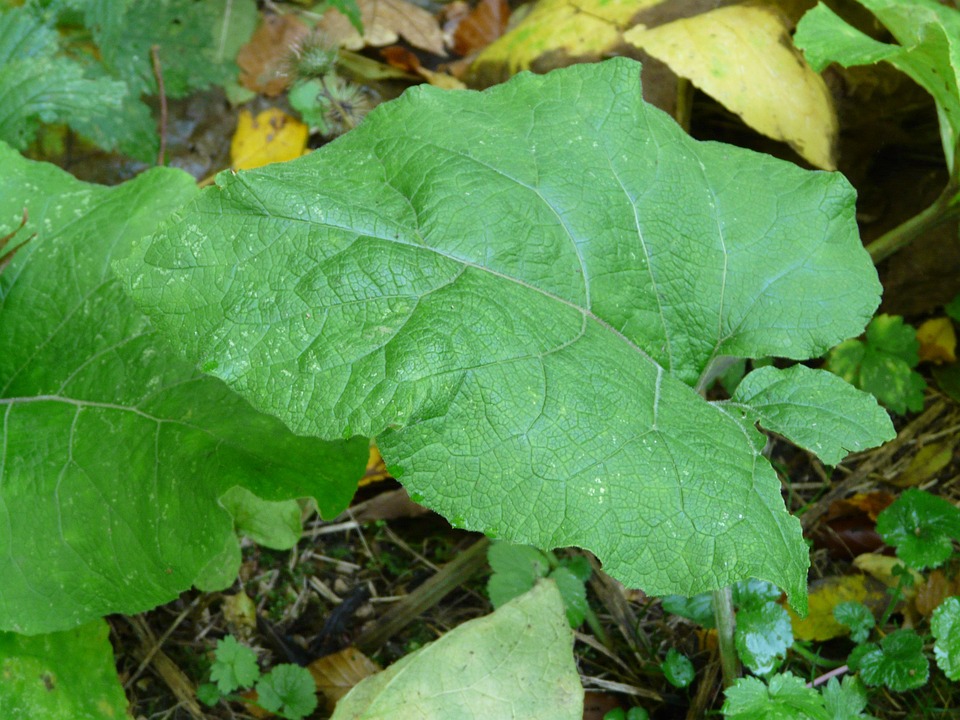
[151,44,168,166]
[808,664,849,688]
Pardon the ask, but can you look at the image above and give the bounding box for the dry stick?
[354,535,490,654]
[124,614,204,720]
[151,44,168,167]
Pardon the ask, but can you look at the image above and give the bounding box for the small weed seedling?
[198,635,318,720]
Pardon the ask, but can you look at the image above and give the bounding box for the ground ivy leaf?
[728,365,893,466]
[255,664,318,719]
[854,629,929,692]
[119,58,886,611]
[0,620,129,719]
[931,596,960,681]
[875,489,960,570]
[330,580,582,720]
[734,603,793,675]
[833,601,875,645]
[0,143,367,634]
[661,648,695,689]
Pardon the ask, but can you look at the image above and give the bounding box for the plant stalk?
[713,586,739,687]
[865,181,960,264]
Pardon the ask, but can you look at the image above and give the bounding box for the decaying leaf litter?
[4,0,960,718]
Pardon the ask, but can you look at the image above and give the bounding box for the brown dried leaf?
[915,568,960,618]
[917,317,957,364]
[237,14,310,96]
[891,439,957,488]
[450,0,510,57]
[380,45,466,89]
[309,647,381,712]
[318,0,446,57]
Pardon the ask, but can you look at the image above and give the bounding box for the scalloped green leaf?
[119,58,887,611]
[728,365,893,465]
[875,489,960,570]
[0,143,367,634]
[722,673,827,720]
[852,630,929,692]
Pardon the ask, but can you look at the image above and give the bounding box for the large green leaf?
[331,580,582,720]
[119,58,890,610]
[0,620,130,719]
[0,144,367,634]
[796,0,960,169]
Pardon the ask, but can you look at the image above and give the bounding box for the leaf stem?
[713,586,739,687]
[865,180,960,264]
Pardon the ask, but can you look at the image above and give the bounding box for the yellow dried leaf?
[892,439,957,488]
[359,442,390,486]
[787,574,885,641]
[309,647,381,712]
[854,552,923,592]
[917,317,957,364]
[624,4,837,169]
[230,109,309,171]
[469,0,662,85]
[318,0,447,56]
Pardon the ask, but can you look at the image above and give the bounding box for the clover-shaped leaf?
[876,489,960,570]
[850,629,929,692]
[120,58,893,609]
[931,596,960,681]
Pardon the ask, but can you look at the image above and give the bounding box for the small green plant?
[826,314,926,414]
[198,635,318,720]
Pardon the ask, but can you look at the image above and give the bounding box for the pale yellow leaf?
[624,4,838,169]
[786,574,885,641]
[230,109,309,171]
[468,0,662,85]
[854,553,923,592]
[917,317,957,364]
[318,0,446,57]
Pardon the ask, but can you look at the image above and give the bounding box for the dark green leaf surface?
[875,489,960,570]
[0,144,366,634]
[661,648,694,689]
[120,58,889,609]
[821,676,873,720]
[833,601,875,644]
[211,636,260,694]
[255,664,318,720]
[853,630,929,691]
[735,603,793,675]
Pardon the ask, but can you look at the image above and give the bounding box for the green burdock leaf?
[728,365,893,465]
[211,635,260,694]
[0,620,128,719]
[827,314,925,415]
[722,673,827,720]
[875,489,960,570]
[0,144,367,634]
[796,0,960,169]
[851,629,929,692]
[0,8,127,151]
[931,596,960,680]
[330,580,582,720]
[735,603,793,675]
[119,58,894,611]
[661,648,695,689]
[255,664,318,720]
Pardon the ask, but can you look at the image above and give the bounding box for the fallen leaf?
[237,14,310,96]
[359,443,390,487]
[468,0,662,86]
[381,45,466,89]
[854,553,923,592]
[891,439,957,488]
[222,591,257,638]
[230,109,309,170]
[813,491,894,558]
[318,0,446,57]
[624,4,837,169]
[787,574,886,642]
[828,492,896,522]
[915,568,960,618]
[450,0,510,57]
[917,317,957,364]
[350,487,431,523]
[309,647,381,712]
